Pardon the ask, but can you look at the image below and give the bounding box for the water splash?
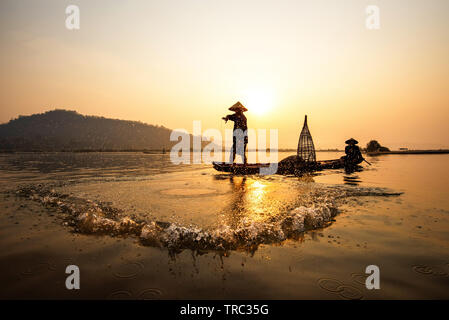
[14,183,401,252]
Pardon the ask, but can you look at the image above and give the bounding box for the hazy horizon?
[1,0,448,149]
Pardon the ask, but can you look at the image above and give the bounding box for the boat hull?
[212,157,352,175]
[212,162,272,175]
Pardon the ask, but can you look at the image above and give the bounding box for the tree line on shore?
[0,109,393,154]
[0,109,187,152]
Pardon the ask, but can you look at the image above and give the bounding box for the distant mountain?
[0,109,192,151]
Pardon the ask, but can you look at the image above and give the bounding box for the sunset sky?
[1,0,448,149]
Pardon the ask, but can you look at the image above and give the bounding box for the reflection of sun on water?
[249,181,266,201]
[246,180,269,220]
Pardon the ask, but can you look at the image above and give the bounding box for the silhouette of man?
[222,101,248,164]
[342,138,364,165]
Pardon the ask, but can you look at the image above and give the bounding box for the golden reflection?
[246,180,270,220]
[219,174,313,231]
[222,176,273,226]
[248,180,266,202]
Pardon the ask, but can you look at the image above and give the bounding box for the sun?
[242,89,274,115]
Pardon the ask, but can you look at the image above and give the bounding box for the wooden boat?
[212,157,353,175]
[213,115,363,175]
[212,162,272,175]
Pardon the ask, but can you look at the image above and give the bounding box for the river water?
[0,151,448,299]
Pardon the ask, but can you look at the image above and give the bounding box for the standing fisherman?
[222,101,248,164]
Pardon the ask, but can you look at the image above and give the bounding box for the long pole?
[363,159,372,165]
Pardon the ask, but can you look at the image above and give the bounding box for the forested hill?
[0,109,191,151]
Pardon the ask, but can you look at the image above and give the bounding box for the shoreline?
[367,150,449,156]
[2,148,449,154]
[1,149,344,154]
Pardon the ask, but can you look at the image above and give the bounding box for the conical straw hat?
[345,138,359,144]
[228,101,248,112]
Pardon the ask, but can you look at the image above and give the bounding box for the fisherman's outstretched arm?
[222,114,237,122]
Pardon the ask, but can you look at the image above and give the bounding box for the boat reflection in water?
[343,175,362,186]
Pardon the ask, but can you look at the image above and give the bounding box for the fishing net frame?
[297,115,316,162]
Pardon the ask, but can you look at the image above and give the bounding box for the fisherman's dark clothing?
[226,113,248,132]
[344,145,363,164]
[226,113,248,163]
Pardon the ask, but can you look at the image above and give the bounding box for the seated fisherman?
[341,138,364,165]
[222,101,248,164]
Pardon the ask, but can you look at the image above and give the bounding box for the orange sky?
[1,0,448,149]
